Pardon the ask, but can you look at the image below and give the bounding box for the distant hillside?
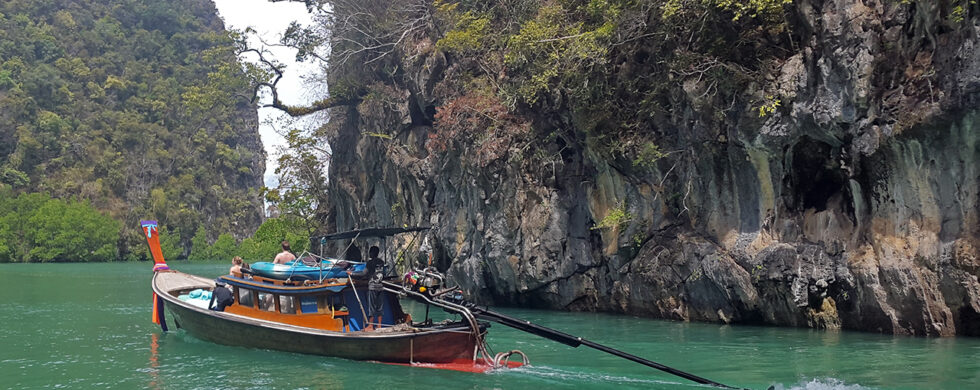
[0,0,265,261]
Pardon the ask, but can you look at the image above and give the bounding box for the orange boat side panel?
[223,305,348,332]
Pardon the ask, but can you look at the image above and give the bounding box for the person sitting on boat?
[365,246,385,330]
[229,256,246,276]
[209,279,234,312]
[273,240,296,264]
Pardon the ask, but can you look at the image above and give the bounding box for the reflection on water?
[147,333,161,390]
[1,263,979,390]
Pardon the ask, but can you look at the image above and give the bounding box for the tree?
[24,197,118,262]
[267,128,329,224]
[239,216,309,261]
[158,226,183,261]
[0,186,12,261]
[0,192,52,262]
[209,233,238,262]
[189,226,211,261]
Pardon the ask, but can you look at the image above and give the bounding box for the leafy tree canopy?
[184,216,310,263]
[0,0,267,261]
[0,191,119,262]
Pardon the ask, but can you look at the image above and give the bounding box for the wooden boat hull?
[152,271,477,363]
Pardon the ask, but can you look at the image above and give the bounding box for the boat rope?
[347,276,370,328]
[338,232,362,261]
[284,251,307,280]
[290,250,328,282]
[492,350,529,368]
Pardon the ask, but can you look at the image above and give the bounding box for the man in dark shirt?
[365,246,384,330]
[209,279,234,312]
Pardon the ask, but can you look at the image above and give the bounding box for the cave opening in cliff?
[786,137,850,213]
[409,99,434,127]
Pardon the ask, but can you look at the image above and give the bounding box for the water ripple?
[771,378,872,390]
[506,365,686,387]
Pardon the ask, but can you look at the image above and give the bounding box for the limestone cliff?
[319,0,979,336]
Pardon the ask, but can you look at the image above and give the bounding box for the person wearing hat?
[209,279,234,312]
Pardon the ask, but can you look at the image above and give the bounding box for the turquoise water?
[1,263,978,389]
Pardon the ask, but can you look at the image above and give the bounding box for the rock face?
[322,1,980,336]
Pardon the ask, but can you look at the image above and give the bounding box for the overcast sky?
[211,0,322,188]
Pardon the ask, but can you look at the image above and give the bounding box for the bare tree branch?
[240,47,362,117]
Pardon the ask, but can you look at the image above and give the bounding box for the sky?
[211,0,323,188]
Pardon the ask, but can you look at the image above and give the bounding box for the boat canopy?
[317,226,430,241]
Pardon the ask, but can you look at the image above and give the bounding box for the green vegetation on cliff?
[0,182,308,263]
[0,0,266,261]
[0,188,118,262]
[258,0,811,217]
[425,0,800,165]
[256,0,806,183]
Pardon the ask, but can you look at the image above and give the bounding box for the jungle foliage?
[0,0,266,261]
[187,216,310,262]
[0,183,308,262]
[0,188,118,262]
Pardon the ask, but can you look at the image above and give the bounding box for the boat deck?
[154,270,214,293]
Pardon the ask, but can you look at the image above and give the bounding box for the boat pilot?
[209,279,234,312]
[366,246,384,330]
[273,240,296,264]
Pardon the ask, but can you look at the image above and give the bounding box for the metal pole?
[471,307,743,389]
[348,277,369,329]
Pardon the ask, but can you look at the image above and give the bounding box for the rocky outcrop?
[322,1,980,336]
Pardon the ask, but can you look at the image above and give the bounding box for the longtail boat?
[143,220,744,387]
[145,221,506,370]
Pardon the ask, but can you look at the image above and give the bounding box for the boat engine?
[393,268,526,370]
[402,268,445,295]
